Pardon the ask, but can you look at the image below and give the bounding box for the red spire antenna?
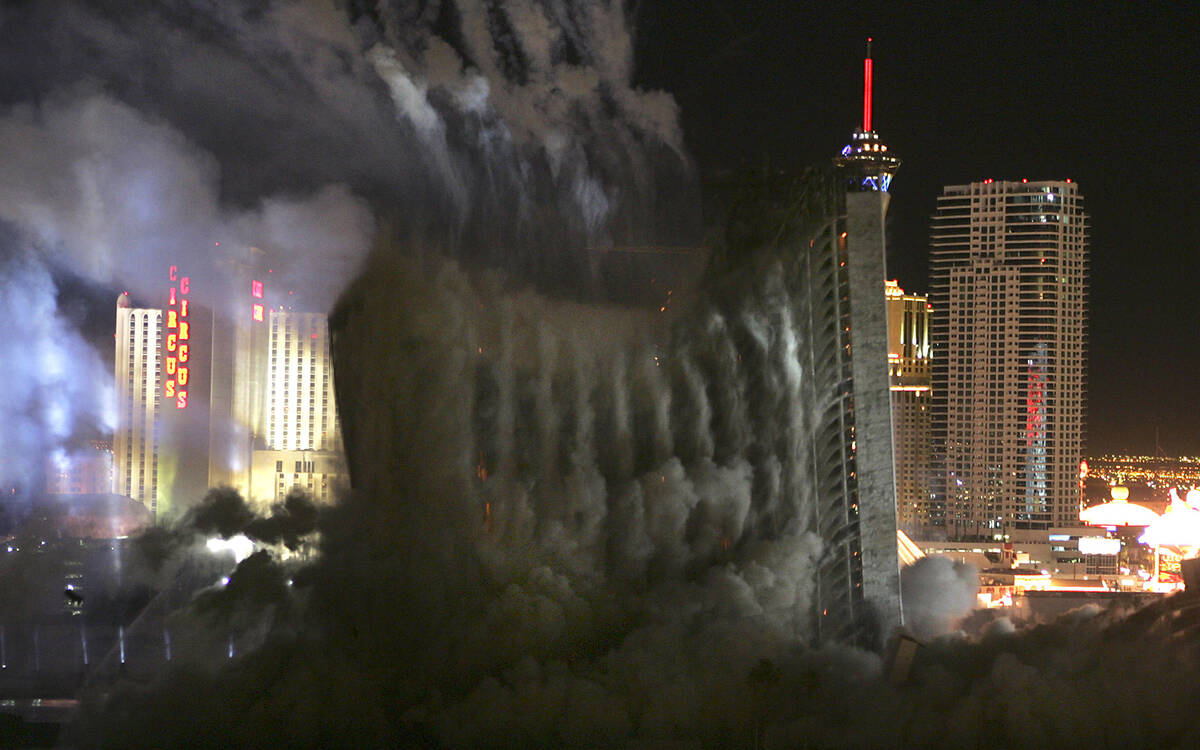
[863,37,873,132]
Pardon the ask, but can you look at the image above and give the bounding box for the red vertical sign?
[165,265,191,408]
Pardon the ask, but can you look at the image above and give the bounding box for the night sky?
[632,1,1199,456]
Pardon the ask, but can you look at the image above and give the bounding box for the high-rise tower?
[833,38,901,193]
[248,310,344,504]
[886,281,936,535]
[113,294,162,514]
[112,254,347,520]
[830,38,903,639]
[930,180,1089,540]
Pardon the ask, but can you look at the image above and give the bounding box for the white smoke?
[69,245,843,746]
[0,252,115,499]
[0,90,372,499]
[0,90,373,309]
[901,556,980,640]
[0,0,693,508]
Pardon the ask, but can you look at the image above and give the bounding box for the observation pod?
[833,37,901,192]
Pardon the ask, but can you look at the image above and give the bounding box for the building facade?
[113,295,162,514]
[930,180,1088,540]
[249,310,344,504]
[886,281,936,535]
[112,258,346,520]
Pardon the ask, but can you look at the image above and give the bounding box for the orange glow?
[167,309,177,329]
[166,334,177,352]
[165,380,175,398]
[178,344,188,363]
[1080,495,1157,526]
[179,321,189,340]
[177,366,188,386]
[165,357,176,375]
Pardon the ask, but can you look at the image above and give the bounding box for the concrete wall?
[844,191,902,637]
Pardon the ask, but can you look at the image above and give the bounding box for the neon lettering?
[177,391,187,409]
[166,357,176,375]
[165,381,175,398]
[179,321,189,340]
[167,310,177,329]
[180,277,190,295]
[169,287,177,305]
[169,265,178,281]
[178,344,188,363]
[166,334,177,352]
[180,299,189,317]
[252,303,264,322]
[251,280,263,298]
[177,366,188,386]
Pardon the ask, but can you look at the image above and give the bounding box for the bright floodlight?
[206,534,255,563]
[1140,501,1200,548]
[1186,489,1200,509]
[1080,491,1158,527]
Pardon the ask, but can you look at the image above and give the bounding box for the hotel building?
[886,281,935,535]
[929,179,1088,540]
[113,296,162,515]
[249,310,343,504]
[112,255,345,520]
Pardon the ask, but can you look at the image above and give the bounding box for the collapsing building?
[329,165,900,647]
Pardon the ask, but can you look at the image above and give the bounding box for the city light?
[206,534,255,564]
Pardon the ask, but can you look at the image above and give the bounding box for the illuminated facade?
[207,253,271,497]
[113,295,162,513]
[156,265,215,518]
[930,180,1089,540]
[112,255,346,520]
[249,310,343,504]
[886,281,936,535]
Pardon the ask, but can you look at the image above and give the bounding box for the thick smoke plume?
[901,556,979,640]
[12,3,1189,749]
[0,0,691,508]
[0,246,115,507]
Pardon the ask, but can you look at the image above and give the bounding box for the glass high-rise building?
[930,180,1088,540]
